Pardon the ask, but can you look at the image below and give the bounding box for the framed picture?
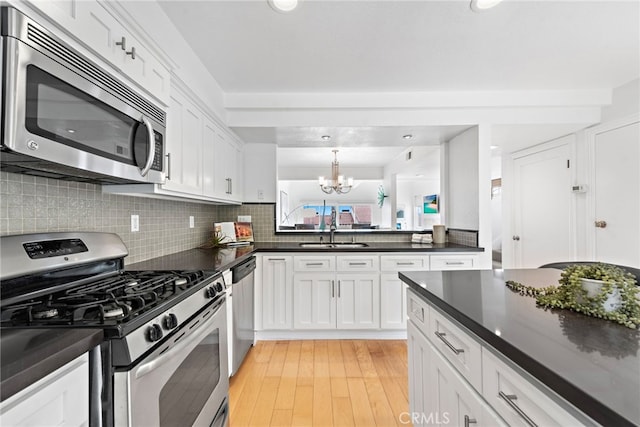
[280,190,289,224]
[423,194,439,214]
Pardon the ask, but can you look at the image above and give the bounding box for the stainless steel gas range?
[0,232,229,427]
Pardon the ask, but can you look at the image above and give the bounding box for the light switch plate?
[131,215,139,232]
[238,215,251,223]
[189,216,195,228]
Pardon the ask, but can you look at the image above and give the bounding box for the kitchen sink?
[298,242,369,248]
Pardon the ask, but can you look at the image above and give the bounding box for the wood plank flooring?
[229,340,409,427]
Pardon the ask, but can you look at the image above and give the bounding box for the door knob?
[512,235,520,241]
[595,220,607,228]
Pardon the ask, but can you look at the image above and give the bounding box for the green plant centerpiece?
[506,263,640,329]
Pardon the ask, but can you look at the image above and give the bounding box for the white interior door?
[592,121,640,267]
[513,140,573,268]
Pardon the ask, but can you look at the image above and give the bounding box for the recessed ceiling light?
[470,0,504,12]
[490,145,499,150]
[321,135,331,141]
[403,134,413,140]
[67,129,76,133]
[268,0,299,13]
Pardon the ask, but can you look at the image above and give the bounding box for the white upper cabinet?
[162,88,203,194]
[24,0,170,105]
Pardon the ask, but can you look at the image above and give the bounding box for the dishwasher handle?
[231,256,256,283]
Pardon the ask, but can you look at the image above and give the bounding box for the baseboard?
[255,329,408,340]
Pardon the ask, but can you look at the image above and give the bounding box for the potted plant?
[198,230,230,249]
[506,263,640,328]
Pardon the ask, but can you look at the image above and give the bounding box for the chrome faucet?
[329,206,337,243]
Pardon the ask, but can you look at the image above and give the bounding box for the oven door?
[114,298,229,427]
[1,8,165,184]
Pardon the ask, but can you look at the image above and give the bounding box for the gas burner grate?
[0,270,210,327]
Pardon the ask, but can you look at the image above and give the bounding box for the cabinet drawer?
[294,256,335,272]
[407,289,429,330]
[430,254,478,270]
[336,255,379,272]
[482,349,586,427]
[380,255,429,271]
[428,307,482,392]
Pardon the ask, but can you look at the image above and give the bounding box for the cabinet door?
[430,339,507,427]
[212,131,238,200]
[162,88,203,194]
[336,274,380,329]
[261,256,293,330]
[0,353,89,427]
[380,273,408,329]
[407,321,432,425]
[293,273,335,329]
[75,1,170,104]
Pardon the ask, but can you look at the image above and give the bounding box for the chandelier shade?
[319,150,353,194]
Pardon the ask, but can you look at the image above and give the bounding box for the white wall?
[446,127,479,230]
[601,78,640,123]
[396,178,441,230]
[244,143,277,203]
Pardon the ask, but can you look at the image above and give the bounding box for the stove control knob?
[163,313,178,330]
[205,287,217,299]
[215,282,224,293]
[147,324,163,342]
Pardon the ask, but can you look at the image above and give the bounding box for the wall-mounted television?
[423,194,439,214]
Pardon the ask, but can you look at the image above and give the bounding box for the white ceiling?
[158,0,640,165]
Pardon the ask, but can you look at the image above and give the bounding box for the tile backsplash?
[0,172,216,264]
[1,171,479,264]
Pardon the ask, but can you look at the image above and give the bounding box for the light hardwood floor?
[229,340,409,427]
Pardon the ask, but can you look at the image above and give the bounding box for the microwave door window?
[25,65,137,166]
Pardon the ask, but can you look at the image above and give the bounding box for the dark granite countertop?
[126,242,482,272]
[0,328,103,401]
[399,269,640,427]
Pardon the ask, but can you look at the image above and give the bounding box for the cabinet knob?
[595,220,607,228]
[512,235,520,241]
[115,36,126,50]
[126,46,136,60]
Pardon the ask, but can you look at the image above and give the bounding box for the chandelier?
[319,149,353,194]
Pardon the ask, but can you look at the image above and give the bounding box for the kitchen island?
[400,269,639,426]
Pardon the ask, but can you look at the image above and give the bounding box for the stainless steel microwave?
[1,7,166,184]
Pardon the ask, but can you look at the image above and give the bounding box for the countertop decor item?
[505,263,640,329]
[432,225,446,244]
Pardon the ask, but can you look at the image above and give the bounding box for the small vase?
[579,278,622,312]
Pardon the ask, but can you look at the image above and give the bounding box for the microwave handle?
[139,116,156,177]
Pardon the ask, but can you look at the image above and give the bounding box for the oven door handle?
[135,300,223,379]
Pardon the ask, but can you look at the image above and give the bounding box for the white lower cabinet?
[407,289,594,427]
[482,349,585,427]
[261,255,293,330]
[293,273,335,329]
[429,335,507,427]
[293,272,380,329]
[380,273,408,329]
[0,353,89,427]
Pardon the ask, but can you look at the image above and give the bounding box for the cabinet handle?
[115,36,126,50]
[165,153,171,180]
[445,261,465,265]
[267,258,285,261]
[229,178,232,194]
[126,46,136,59]
[331,280,335,298]
[434,331,464,355]
[305,262,324,266]
[397,262,415,266]
[338,280,341,298]
[498,392,538,427]
[411,306,424,322]
[464,415,477,427]
[348,262,367,266]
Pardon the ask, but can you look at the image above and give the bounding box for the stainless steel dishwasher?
[230,256,256,375]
